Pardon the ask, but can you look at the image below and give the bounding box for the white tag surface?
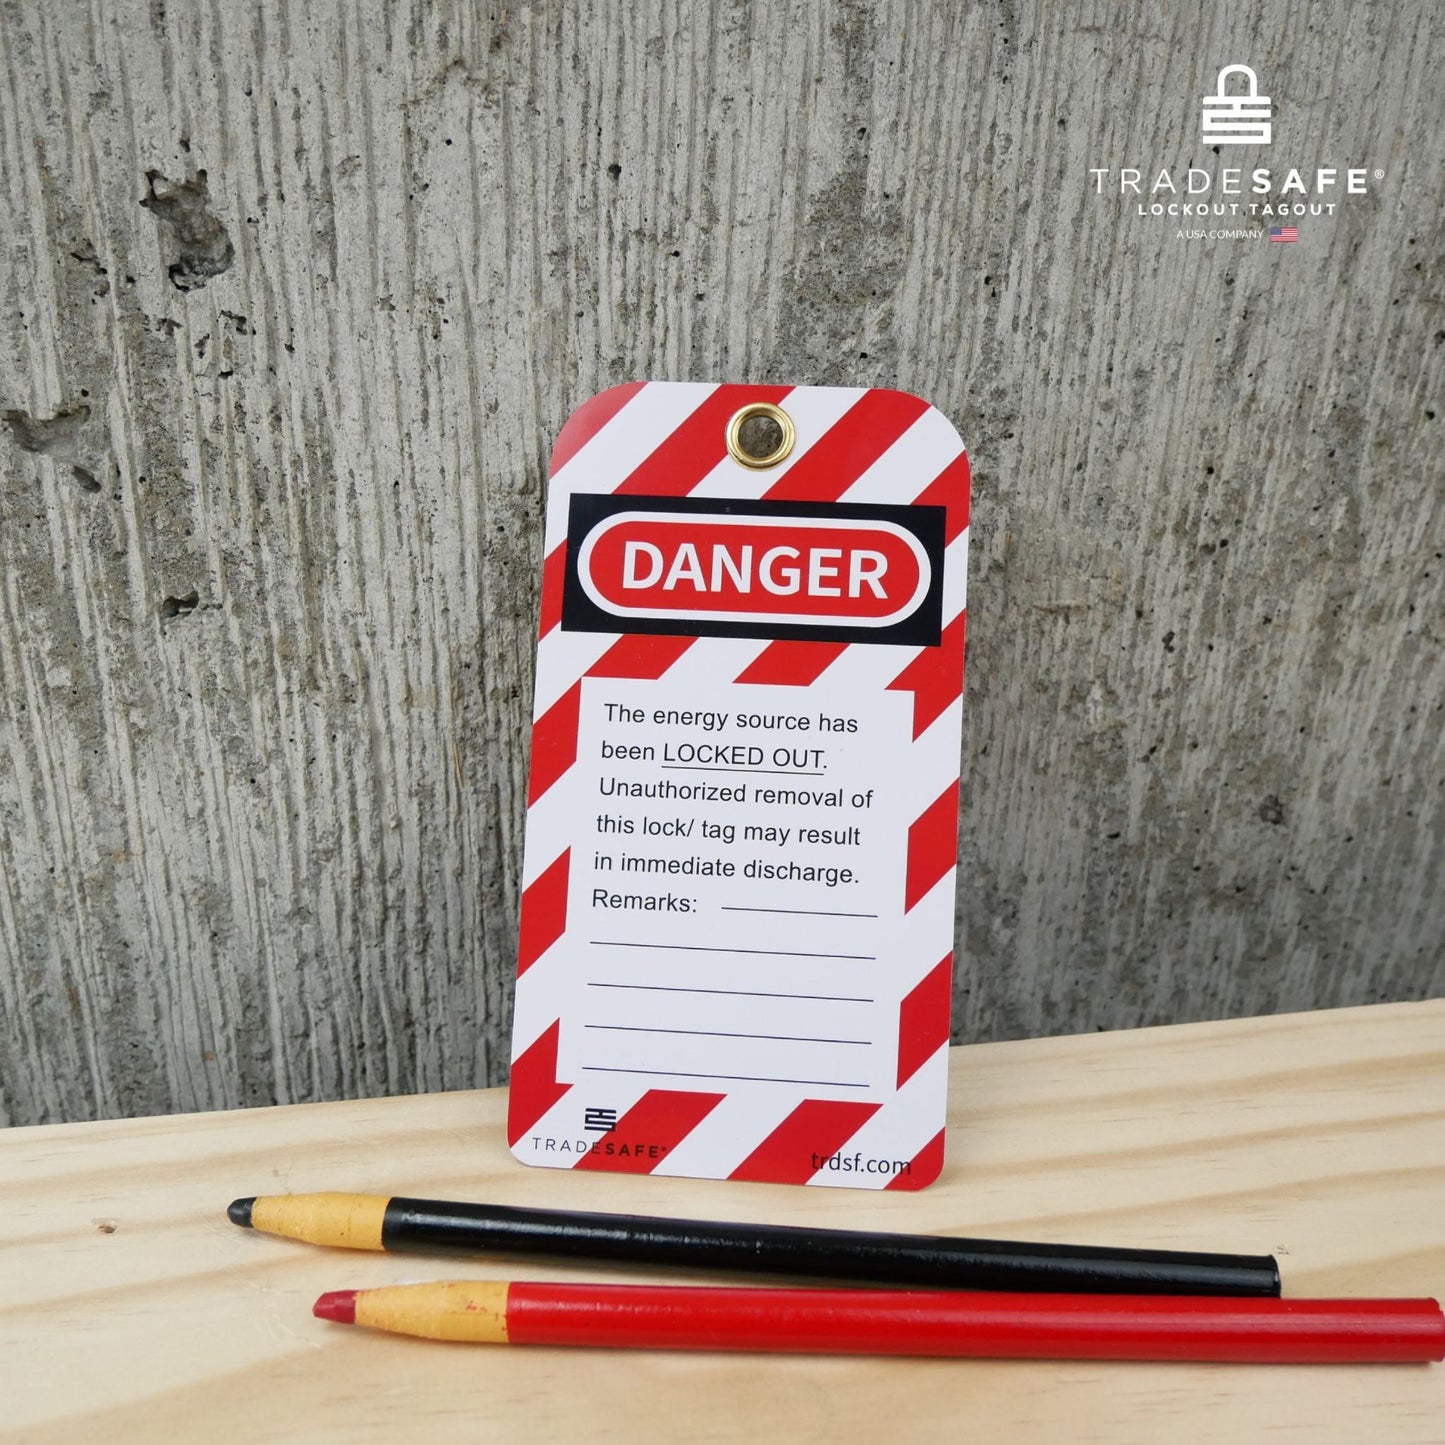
[509,384,968,1189]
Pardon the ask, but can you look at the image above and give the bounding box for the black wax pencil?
[228,1192,1282,1297]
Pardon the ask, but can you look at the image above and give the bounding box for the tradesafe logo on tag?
[1201,65,1272,146]
[562,493,945,647]
[1089,59,1383,238]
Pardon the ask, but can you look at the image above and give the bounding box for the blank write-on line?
[721,905,878,918]
[589,940,875,961]
[585,982,875,1003]
[584,1023,873,1045]
[581,1065,872,1089]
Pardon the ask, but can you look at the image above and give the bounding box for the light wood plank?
[3,1003,1442,1442]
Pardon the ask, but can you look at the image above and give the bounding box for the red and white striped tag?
[509,384,968,1189]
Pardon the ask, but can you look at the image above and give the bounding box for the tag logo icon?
[1202,65,1271,146]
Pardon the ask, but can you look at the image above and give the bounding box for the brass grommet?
[726,402,796,469]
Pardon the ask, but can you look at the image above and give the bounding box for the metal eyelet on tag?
[726,403,796,469]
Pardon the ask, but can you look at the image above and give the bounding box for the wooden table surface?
[4,1001,1442,1443]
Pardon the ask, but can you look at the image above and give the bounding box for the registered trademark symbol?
[1374,169,1384,179]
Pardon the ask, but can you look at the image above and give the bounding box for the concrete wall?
[1,0,1440,1125]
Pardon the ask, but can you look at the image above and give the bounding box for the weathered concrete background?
[0,1,1440,1125]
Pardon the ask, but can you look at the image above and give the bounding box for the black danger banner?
[562,494,946,648]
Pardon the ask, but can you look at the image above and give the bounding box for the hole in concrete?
[159,592,200,620]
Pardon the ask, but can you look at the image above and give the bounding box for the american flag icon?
[1270,226,1299,243]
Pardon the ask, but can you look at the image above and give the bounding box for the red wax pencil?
[313,1280,1445,1364]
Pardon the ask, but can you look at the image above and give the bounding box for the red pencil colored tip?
[313,1290,358,1324]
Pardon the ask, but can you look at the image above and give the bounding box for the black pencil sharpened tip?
[227,1197,256,1228]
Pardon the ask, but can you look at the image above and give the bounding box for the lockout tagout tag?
[508,384,969,1189]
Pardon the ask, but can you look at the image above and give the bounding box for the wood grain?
[3,1003,1443,1443]
[0,1,1441,1123]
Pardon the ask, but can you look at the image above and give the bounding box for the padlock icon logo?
[1201,64,1272,146]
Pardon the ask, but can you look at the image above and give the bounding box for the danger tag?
[509,384,969,1189]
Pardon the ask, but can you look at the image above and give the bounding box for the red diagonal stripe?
[911,449,970,543]
[538,543,567,637]
[737,403,962,690]
[884,1128,946,1191]
[905,780,960,912]
[586,633,696,679]
[888,612,967,739]
[517,850,569,975]
[616,385,791,496]
[529,638,694,807]
[506,1021,571,1145]
[735,640,847,687]
[764,389,930,503]
[572,1089,725,1174]
[528,682,581,805]
[728,1099,882,1184]
[549,382,645,475]
[535,376,749,798]
[896,954,953,1088]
